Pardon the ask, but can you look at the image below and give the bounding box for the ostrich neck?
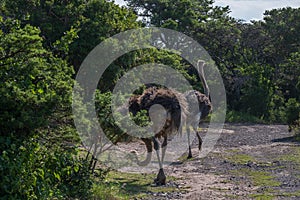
[198,62,210,97]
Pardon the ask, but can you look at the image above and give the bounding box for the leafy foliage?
[0,136,92,199]
[0,17,73,136]
[94,91,128,144]
[1,0,140,70]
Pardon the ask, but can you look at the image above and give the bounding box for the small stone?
[272,160,280,165]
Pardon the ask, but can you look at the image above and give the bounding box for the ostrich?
[128,60,211,185]
[185,60,212,158]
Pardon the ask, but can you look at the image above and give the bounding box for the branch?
[0,39,40,62]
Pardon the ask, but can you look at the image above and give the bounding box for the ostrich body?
[128,61,211,185]
[185,60,212,158]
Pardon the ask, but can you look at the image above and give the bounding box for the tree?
[0,16,95,199]
[0,17,73,136]
[262,7,300,66]
[126,2,234,93]
[278,52,300,101]
[1,0,140,71]
[69,0,140,70]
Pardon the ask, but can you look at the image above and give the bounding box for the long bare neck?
[197,60,210,97]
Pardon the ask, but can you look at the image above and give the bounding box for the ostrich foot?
[187,147,192,159]
[198,144,202,151]
[154,169,166,186]
[196,131,203,151]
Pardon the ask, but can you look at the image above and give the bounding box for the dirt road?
[150,124,300,199]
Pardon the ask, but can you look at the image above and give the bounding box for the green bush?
[285,98,300,135]
[285,99,300,125]
[0,17,73,136]
[0,135,92,199]
[226,110,265,124]
[94,91,131,144]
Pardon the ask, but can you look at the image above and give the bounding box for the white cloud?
[114,0,300,22]
[114,0,126,6]
[214,0,300,21]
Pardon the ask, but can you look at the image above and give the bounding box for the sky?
[114,0,300,22]
[215,0,300,21]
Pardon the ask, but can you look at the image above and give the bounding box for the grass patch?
[226,149,240,154]
[279,190,300,198]
[229,169,280,200]
[226,153,256,165]
[248,193,275,200]
[280,154,300,164]
[223,194,240,199]
[92,170,186,199]
[225,151,273,167]
[277,147,300,170]
[230,169,281,187]
[92,182,130,200]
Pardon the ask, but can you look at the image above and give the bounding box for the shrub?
[0,135,92,199]
[0,17,73,136]
[285,98,300,138]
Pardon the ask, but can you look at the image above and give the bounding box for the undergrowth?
[92,170,185,199]
[226,110,266,123]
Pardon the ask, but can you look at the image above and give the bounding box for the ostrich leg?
[187,126,193,158]
[153,136,166,185]
[161,135,168,163]
[187,124,203,158]
[133,138,152,166]
[196,130,203,151]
